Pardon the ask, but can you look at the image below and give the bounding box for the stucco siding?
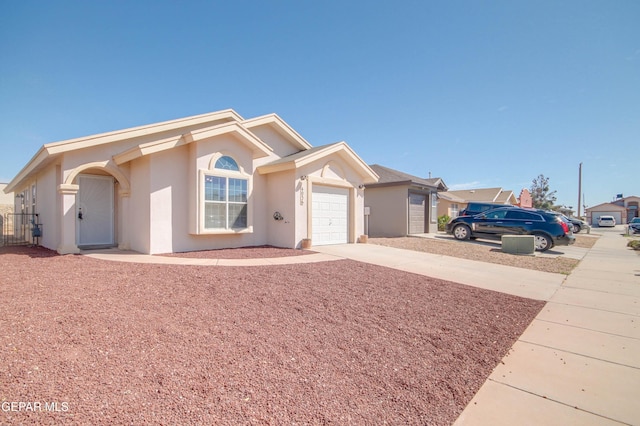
[37,165,60,250]
[129,156,151,253]
[266,170,296,248]
[365,185,410,237]
[246,125,301,158]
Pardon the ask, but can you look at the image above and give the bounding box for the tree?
[530,174,557,210]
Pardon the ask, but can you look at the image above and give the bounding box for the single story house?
[364,164,447,236]
[437,187,518,218]
[586,196,640,225]
[3,109,378,254]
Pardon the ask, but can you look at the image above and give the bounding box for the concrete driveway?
[313,242,567,301]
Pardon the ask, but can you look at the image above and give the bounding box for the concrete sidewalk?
[454,230,640,425]
[81,248,340,266]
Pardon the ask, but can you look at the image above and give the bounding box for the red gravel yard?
[1,246,543,425]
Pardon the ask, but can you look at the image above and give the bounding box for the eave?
[113,122,273,165]
[257,142,378,184]
[5,109,244,192]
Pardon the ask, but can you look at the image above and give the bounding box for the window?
[214,156,239,171]
[484,209,508,219]
[431,192,438,223]
[203,156,248,230]
[31,185,36,213]
[451,203,459,218]
[506,210,543,221]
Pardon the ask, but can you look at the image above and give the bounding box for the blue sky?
[1,0,638,212]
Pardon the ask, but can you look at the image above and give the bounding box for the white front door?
[77,175,115,247]
[312,185,349,245]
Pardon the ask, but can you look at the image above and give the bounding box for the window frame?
[197,155,252,235]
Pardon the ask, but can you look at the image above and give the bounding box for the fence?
[1,213,42,246]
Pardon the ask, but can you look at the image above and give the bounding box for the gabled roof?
[5,109,312,193]
[257,142,379,184]
[365,164,447,191]
[113,122,273,165]
[437,192,466,203]
[495,190,517,204]
[242,113,312,151]
[5,109,243,193]
[440,187,506,203]
[585,202,627,212]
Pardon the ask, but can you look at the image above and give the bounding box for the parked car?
[546,211,590,233]
[628,217,640,234]
[597,215,616,227]
[567,216,590,233]
[446,207,575,251]
[459,202,511,216]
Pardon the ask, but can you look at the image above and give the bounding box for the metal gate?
[2,213,42,246]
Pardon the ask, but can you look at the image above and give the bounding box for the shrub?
[438,215,451,232]
[627,240,640,250]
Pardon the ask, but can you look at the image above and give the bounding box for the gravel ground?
[370,235,598,275]
[0,245,544,425]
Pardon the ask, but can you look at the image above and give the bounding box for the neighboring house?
[0,183,13,216]
[586,196,640,225]
[3,110,378,254]
[0,183,15,243]
[364,164,447,236]
[437,187,518,218]
[517,188,532,208]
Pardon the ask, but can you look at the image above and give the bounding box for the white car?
[598,215,616,227]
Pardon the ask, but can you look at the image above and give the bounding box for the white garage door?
[312,185,349,245]
[592,212,622,226]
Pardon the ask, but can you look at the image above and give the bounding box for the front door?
[77,175,115,247]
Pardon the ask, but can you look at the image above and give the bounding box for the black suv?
[446,207,575,251]
[459,202,509,216]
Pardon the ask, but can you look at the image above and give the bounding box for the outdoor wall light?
[358,184,365,189]
[300,175,307,181]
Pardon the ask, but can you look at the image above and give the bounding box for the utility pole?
[577,162,583,218]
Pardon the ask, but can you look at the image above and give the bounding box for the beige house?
[438,187,518,218]
[3,110,378,254]
[586,196,640,225]
[364,165,447,236]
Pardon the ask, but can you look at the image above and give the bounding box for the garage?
[312,185,349,245]
[408,193,427,234]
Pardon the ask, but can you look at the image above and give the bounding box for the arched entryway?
[59,161,130,252]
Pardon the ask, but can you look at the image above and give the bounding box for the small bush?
[627,240,640,250]
[438,215,451,232]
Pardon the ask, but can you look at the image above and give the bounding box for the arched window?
[214,156,239,171]
[203,155,248,230]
